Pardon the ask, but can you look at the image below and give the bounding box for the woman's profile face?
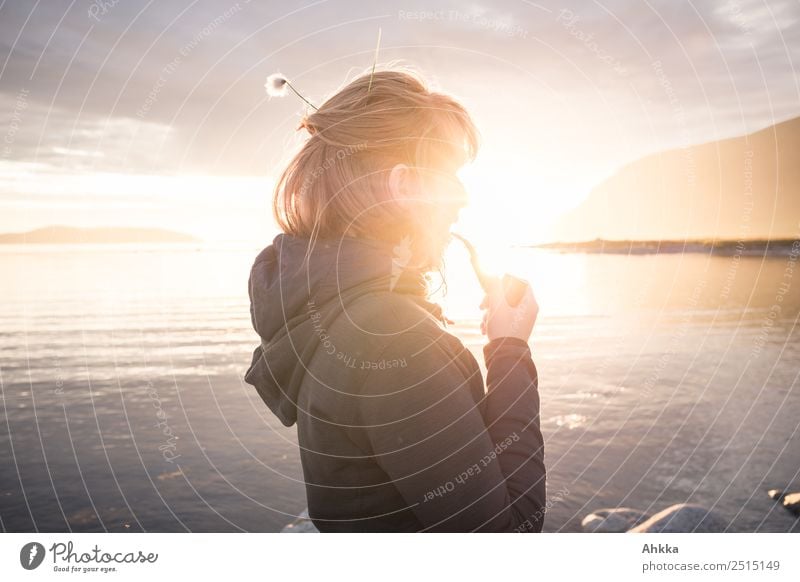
[416,143,470,266]
[387,133,472,268]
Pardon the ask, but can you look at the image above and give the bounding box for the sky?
[1,0,799,245]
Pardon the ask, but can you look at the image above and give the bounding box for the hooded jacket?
[245,233,546,532]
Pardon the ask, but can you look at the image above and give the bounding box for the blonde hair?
[272,68,479,253]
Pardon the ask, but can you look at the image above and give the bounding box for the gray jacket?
[245,233,546,531]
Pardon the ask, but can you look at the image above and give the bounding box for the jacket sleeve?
[356,332,546,532]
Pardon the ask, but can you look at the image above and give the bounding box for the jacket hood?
[244,233,443,426]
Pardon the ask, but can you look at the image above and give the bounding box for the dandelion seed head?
[265,73,288,97]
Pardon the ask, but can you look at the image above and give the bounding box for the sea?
[1,243,798,532]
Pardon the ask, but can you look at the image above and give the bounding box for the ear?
[388,163,421,208]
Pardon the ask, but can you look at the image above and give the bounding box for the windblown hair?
[272,68,479,253]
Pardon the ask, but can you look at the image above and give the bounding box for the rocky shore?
[581,504,727,533]
[281,489,800,532]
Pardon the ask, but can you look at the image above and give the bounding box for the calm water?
[1,243,798,532]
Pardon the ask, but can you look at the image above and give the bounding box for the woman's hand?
[479,275,538,342]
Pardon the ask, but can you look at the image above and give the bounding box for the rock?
[783,493,800,516]
[629,504,727,533]
[280,509,319,533]
[582,508,651,532]
[767,489,800,517]
[767,488,784,501]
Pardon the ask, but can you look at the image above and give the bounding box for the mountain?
[0,226,200,244]
[550,116,800,241]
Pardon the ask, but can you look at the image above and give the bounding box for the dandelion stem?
[365,27,382,108]
[285,80,318,111]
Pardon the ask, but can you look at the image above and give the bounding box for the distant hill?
[0,226,200,244]
[551,116,800,241]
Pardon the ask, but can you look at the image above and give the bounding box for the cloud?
[0,92,177,171]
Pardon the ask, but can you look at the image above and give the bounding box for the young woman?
[245,69,546,532]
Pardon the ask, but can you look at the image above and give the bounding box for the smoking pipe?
[450,232,529,308]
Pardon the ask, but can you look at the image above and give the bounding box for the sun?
[455,157,590,248]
